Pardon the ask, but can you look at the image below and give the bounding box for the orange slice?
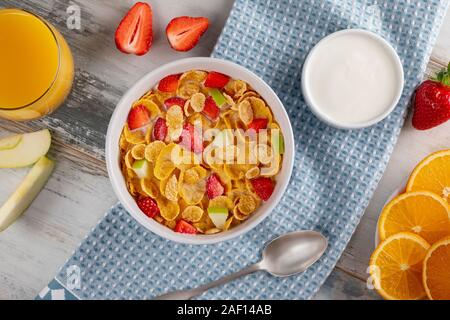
[423,236,450,300]
[407,150,450,204]
[370,232,430,300]
[378,191,450,244]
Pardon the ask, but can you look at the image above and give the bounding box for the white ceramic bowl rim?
[301,28,405,129]
[106,57,295,245]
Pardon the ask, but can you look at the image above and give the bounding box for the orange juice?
[0,9,74,121]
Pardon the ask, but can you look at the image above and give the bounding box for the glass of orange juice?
[0,9,74,121]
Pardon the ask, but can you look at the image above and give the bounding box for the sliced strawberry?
[206,174,224,199]
[128,104,151,130]
[166,16,209,52]
[178,123,203,154]
[153,118,168,141]
[248,118,268,132]
[137,197,159,218]
[174,219,197,234]
[202,96,220,120]
[158,74,180,92]
[115,2,153,56]
[250,177,275,201]
[204,72,230,88]
[164,97,186,109]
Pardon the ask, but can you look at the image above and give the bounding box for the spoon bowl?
[262,231,328,277]
[155,230,328,299]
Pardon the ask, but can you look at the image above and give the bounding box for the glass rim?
[0,8,62,111]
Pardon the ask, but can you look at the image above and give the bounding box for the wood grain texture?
[0,0,449,300]
[0,0,234,158]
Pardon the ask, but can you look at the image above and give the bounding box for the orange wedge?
[423,236,450,300]
[407,150,450,204]
[370,232,430,300]
[378,191,450,244]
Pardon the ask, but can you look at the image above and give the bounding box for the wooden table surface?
[0,0,449,300]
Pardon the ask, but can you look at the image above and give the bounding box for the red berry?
[248,118,268,132]
[164,97,186,109]
[174,220,197,234]
[178,123,203,154]
[158,74,180,92]
[127,104,151,130]
[206,174,224,199]
[412,80,450,130]
[115,2,153,56]
[137,197,159,218]
[153,118,168,141]
[202,96,220,120]
[204,72,230,88]
[166,16,209,52]
[250,177,275,201]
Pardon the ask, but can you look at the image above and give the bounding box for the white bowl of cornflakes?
[106,57,294,244]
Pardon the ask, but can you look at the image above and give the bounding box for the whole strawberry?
[412,63,450,130]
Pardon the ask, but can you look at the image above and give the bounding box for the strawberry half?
[137,197,160,218]
[412,63,450,130]
[204,72,230,88]
[158,74,180,92]
[128,104,151,130]
[202,96,220,121]
[250,177,274,201]
[153,118,168,141]
[115,2,153,56]
[178,123,203,154]
[164,97,186,109]
[248,118,268,132]
[174,219,197,234]
[206,174,224,199]
[166,16,209,52]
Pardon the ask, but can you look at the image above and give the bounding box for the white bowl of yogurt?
[301,29,404,129]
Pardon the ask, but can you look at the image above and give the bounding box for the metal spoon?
[155,230,328,300]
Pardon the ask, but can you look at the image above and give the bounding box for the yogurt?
[302,29,404,128]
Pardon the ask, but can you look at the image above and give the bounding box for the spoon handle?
[154,262,263,300]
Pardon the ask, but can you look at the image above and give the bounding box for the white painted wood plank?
[431,8,450,64]
[0,130,117,299]
[0,0,449,300]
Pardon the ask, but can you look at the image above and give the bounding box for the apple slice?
[208,207,228,229]
[209,88,227,107]
[0,134,22,151]
[132,159,150,179]
[271,132,285,155]
[0,129,51,168]
[0,156,55,232]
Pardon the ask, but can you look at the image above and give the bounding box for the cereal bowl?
[106,57,294,244]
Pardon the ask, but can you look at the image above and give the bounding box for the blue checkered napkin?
[38,0,448,300]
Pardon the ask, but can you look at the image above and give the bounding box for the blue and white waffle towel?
[37,0,449,300]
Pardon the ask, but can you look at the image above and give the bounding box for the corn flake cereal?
[141,178,159,198]
[181,205,204,223]
[190,92,206,112]
[145,141,166,163]
[118,70,285,235]
[131,144,146,160]
[157,196,180,221]
[123,124,146,145]
[154,143,178,180]
[164,174,179,201]
[238,100,254,125]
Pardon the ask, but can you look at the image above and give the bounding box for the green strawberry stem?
[433,62,450,86]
